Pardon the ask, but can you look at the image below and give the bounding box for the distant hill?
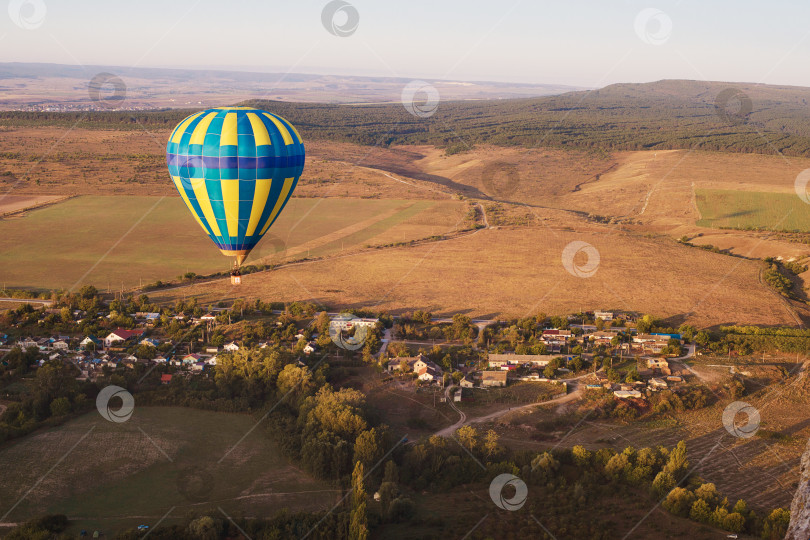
[5,78,810,156]
[0,62,581,108]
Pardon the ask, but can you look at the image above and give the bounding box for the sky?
[4,0,810,88]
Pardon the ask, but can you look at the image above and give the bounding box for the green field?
[0,195,452,290]
[695,189,810,231]
[0,407,338,535]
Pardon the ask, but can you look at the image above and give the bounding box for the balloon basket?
[230,268,242,286]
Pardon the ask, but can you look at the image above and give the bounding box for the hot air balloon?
[166,107,305,284]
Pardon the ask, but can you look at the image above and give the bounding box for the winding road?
[434,379,584,438]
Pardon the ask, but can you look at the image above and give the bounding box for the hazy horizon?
[5,0,810,88]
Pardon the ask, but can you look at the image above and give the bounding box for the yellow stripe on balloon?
[272,113,302,144]
[170,112,203,144]
[260,177,295,234]
[220,179,240,238]
[262,113,293,145]
[247,113,272,146]
[219,113,238,147]
[190,178,222,237]
[246,178,272,236]
[188,112,217,146]
[172,176,207,232]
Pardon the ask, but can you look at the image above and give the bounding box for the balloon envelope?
[166,107,305,266]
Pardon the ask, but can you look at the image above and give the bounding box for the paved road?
[0,297,53,306]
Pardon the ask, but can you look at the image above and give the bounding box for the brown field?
[150,225,798,328]
[5,125,810,326]
[0,194,67,215]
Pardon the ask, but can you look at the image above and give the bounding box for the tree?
[349,461,369,540]
[354,427,385,471]
[652,471,675,496]
[663,440,689,480]
[456,425,478,453]
[690,499,712,523]
[572,445,592,467]
[187,516,219,540]
[761,508,790,540]
[722,512,745,534]
[636,314,656,333]
[663,487,695,518]
[383,460,398,484]
[49,397,71,417]
[483,429,500,459]
[694,482,719,507]
[388,496,416,522]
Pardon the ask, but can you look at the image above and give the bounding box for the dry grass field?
[4,125,810,326]
[151,225,798,328]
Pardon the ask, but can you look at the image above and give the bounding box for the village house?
[481,370,508,387]
[487,353,551,370]
[17,337,38,350]
[418,365,442,382]
[647,357,669,370]
[80,336,101,350]
[614,389,643,399]
[104,328,145,348]
[303,342,318,355]
[223,341,240,352]
[633,334,671,353]
[594,311,614,321]
[649,378,668,389]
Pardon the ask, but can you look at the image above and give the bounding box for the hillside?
[5,79,810,156]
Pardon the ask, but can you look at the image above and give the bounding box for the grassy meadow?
[0,407,338,535]
[0,195,461,290]
[696,189,810,232]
